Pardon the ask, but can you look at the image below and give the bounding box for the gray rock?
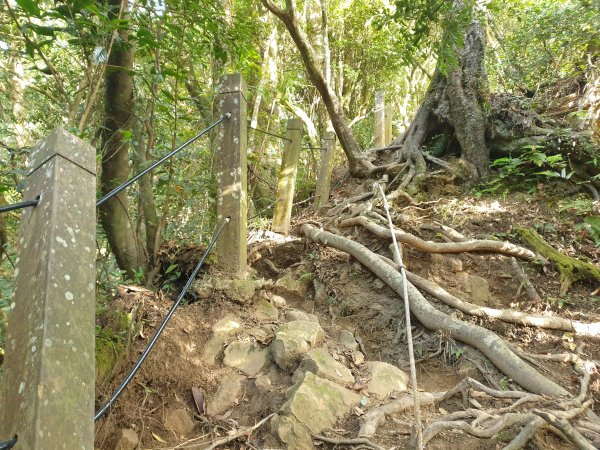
[292,348,354,387]
[255,298,279,320]
[111,428,138,450]
[364,361,409,398]
[203,316,241,366]
[313,279,328,305]
[271,294,287,308]
[164,408,195,436]
[214,278,264,304]
[280,372,359,434]
[285,309,319,323]
[271,414,314,450]
[223,341,270,376]
[339,330,358,352]
[274,270,312,303]
[271,321,325,371]
[207,373,245,417]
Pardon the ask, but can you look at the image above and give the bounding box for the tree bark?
[395,2,489,181]
[99,0,142,278]
[261,0,373,177]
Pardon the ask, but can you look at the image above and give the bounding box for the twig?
[375,183,423,450]
[173,413,274,449]
[313,434,385,450]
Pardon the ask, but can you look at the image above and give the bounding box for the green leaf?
[16,0,40,16]
[165,264,178,274]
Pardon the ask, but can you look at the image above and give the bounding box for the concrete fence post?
[314,131,336,210]
[0,129,96,449]
[215,73,248,279]
[374,90,385,148]
[272,118,302,235]
[385,103,393,145]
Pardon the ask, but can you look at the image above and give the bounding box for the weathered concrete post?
[374,90,385,148]
[314,131,336,210]
[385,103,393,145]
[216,73,247,279]
[0,129,96,449]
[272,118,302,235]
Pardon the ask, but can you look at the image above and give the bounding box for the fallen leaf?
[192,386,205,415]
[152,433,166,443]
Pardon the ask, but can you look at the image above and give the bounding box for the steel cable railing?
[0,114,232,440]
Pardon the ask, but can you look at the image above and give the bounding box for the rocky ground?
[94,183,600,450]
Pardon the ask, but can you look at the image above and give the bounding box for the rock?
[280,372,359,435]
[274,270,312,303]
[271,414,314,450]
[271,321,325,371]
[363,361,409,398]
[214,278,263,304]
[271,294,287,308]
[111,428,138,450]
[203,316,241,366]
[458,359,479,379]
[285,309,319,323]
[339,330,358,352]
[467,275,492,306]
[431,254,463,272]
[164,408,195,436]
[207,373,245,417]
[313,279,328,305]
[223,341,270,376]
[292,348,354,387]
[373,279,385,290]
[351,351,365,365]
[193,280,213,299]
[255,299,279,320]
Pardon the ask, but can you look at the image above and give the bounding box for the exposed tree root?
[301,224,568,397]
[339,215,539,261]
[313,434,385,450]
[516,227,600,295]
[510,257,542,302]
[405,270,600,337]
[358,392,445,437]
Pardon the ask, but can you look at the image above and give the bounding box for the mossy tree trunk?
[395,1,490,182]
[99,0,143,278]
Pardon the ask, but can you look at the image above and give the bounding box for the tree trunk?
[395,4,489,181]
[261,0,373,177]
[99,0,142,278]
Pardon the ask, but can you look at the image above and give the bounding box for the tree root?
[339,215,539,260]
[301,224,568,397]
[405,270,600,337]
[516,227,600,295]
[358,392,445,437]
[510,257,542,302]
[313,434,385,450]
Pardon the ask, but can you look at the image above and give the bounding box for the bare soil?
[95,181,600,450]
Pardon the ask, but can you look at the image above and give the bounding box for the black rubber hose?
[94,217,230,421]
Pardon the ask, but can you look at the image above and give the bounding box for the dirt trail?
[95,182,600,450]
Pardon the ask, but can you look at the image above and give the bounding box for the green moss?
[95,334,125,385]
[516,227,600,295]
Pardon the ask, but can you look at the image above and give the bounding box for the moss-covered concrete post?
[385,103,393,145]
[0,129,96,449]
[216,73,247,279]
[374,90,385,148]
[272,118,302,235]
[314,131,336,210]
